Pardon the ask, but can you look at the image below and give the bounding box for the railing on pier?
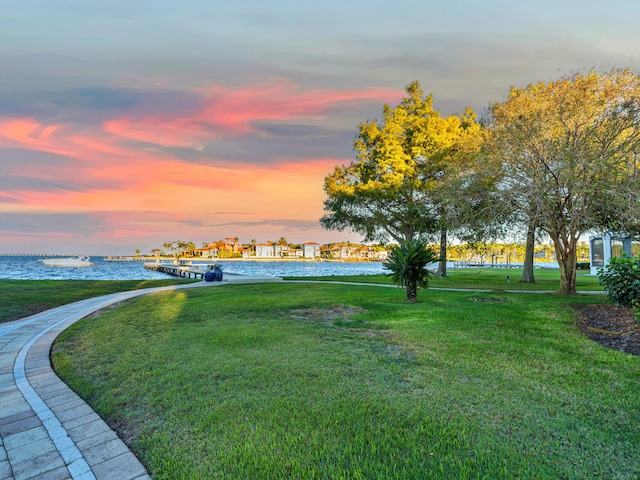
[144,261,217,280]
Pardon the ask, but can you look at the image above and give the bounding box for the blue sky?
[1,0,639,254]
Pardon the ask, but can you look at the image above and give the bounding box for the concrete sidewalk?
[0,281,223,480]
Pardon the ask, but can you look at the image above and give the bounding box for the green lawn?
[0,279,193,323]
[287,267,604,291]
[52,281,639,479]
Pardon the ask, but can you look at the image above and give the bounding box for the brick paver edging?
[0,281,216,480]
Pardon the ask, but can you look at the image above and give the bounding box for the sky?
[1,1,639,255]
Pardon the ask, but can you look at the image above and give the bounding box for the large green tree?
[321,81,488,273]
[489,69,640,294]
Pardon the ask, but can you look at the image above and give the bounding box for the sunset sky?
[2,1,640,254]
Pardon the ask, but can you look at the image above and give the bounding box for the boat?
[41,256,94,267]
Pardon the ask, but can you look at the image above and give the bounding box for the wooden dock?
[144,262,211,279]
[144,262,284,283]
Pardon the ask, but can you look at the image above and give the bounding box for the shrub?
[576,262,590,270]
[598,255,640,321]
[217,250,242,259]
[383,239,439,302]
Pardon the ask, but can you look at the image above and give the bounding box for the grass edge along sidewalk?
[0,279,195,324]
[52,280,638,479]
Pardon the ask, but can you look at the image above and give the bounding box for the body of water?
[0,256,386,280]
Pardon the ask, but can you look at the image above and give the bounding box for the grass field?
[0,279,193,323]
[0,268,602,325]
[50,279,640,479]
[287,267,604,291]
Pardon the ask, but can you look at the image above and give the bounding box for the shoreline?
[108,256,383,263]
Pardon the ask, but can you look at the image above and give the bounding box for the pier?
[104,256,149,262]
[144,261,211,279]
[144,260,284,283]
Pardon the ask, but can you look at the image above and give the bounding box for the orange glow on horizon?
[0,79,401,249]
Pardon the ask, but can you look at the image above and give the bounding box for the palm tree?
[383,239,439,302]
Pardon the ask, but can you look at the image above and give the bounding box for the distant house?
[324,244,343,259]
[340,244,359,259]
[255,243,275,257]
[196,246,216,258]
[320,243,388,260]
[357,245,375,259]
[256,242,287,258]
[374,248,389,261]
[302,242,320,259]
[195,238,239,258]
[223,238,239,252]
[358,245,388,260]
[282,248,303,258]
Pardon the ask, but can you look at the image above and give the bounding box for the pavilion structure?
[589,232,640,275]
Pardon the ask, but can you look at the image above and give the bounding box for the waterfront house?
[255,242,287,258]
[255,243,275,257]
[303,242,320,259]
[223,238,239,252]
[357,245,376,259]
[359,245,388,261]
[196,246,215,258]
[340,243,360,259]
[282,248,303,258]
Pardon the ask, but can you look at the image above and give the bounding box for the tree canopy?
[321,81,488,254]
[488,69,640,294]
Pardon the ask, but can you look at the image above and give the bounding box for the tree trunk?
[551,234,578,295]
[406,281,418,302]
[437,227,447,277]
[520,222,536,283]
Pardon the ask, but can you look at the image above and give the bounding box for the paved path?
[0,281,222,480]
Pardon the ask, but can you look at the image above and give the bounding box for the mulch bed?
[575,304,640,356]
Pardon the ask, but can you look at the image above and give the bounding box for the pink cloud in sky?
[0,120,57,149]
[196,78,402,133]
[103,117,207,147]
[0,79,402,252]
[103,78,402,146]
[2,155,339,250]
[0,118,140,166]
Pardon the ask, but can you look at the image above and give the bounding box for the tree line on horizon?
[321,68,640,295]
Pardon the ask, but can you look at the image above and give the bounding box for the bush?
[383,239,439,303]
[576,262,590,270]
[598,255,640,321]
[217,250,242,259]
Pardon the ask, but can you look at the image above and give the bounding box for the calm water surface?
[0,256,385,280]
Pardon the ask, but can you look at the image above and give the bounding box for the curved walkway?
[0,281,220,480]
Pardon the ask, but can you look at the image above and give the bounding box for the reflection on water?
[0,256,385,280]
